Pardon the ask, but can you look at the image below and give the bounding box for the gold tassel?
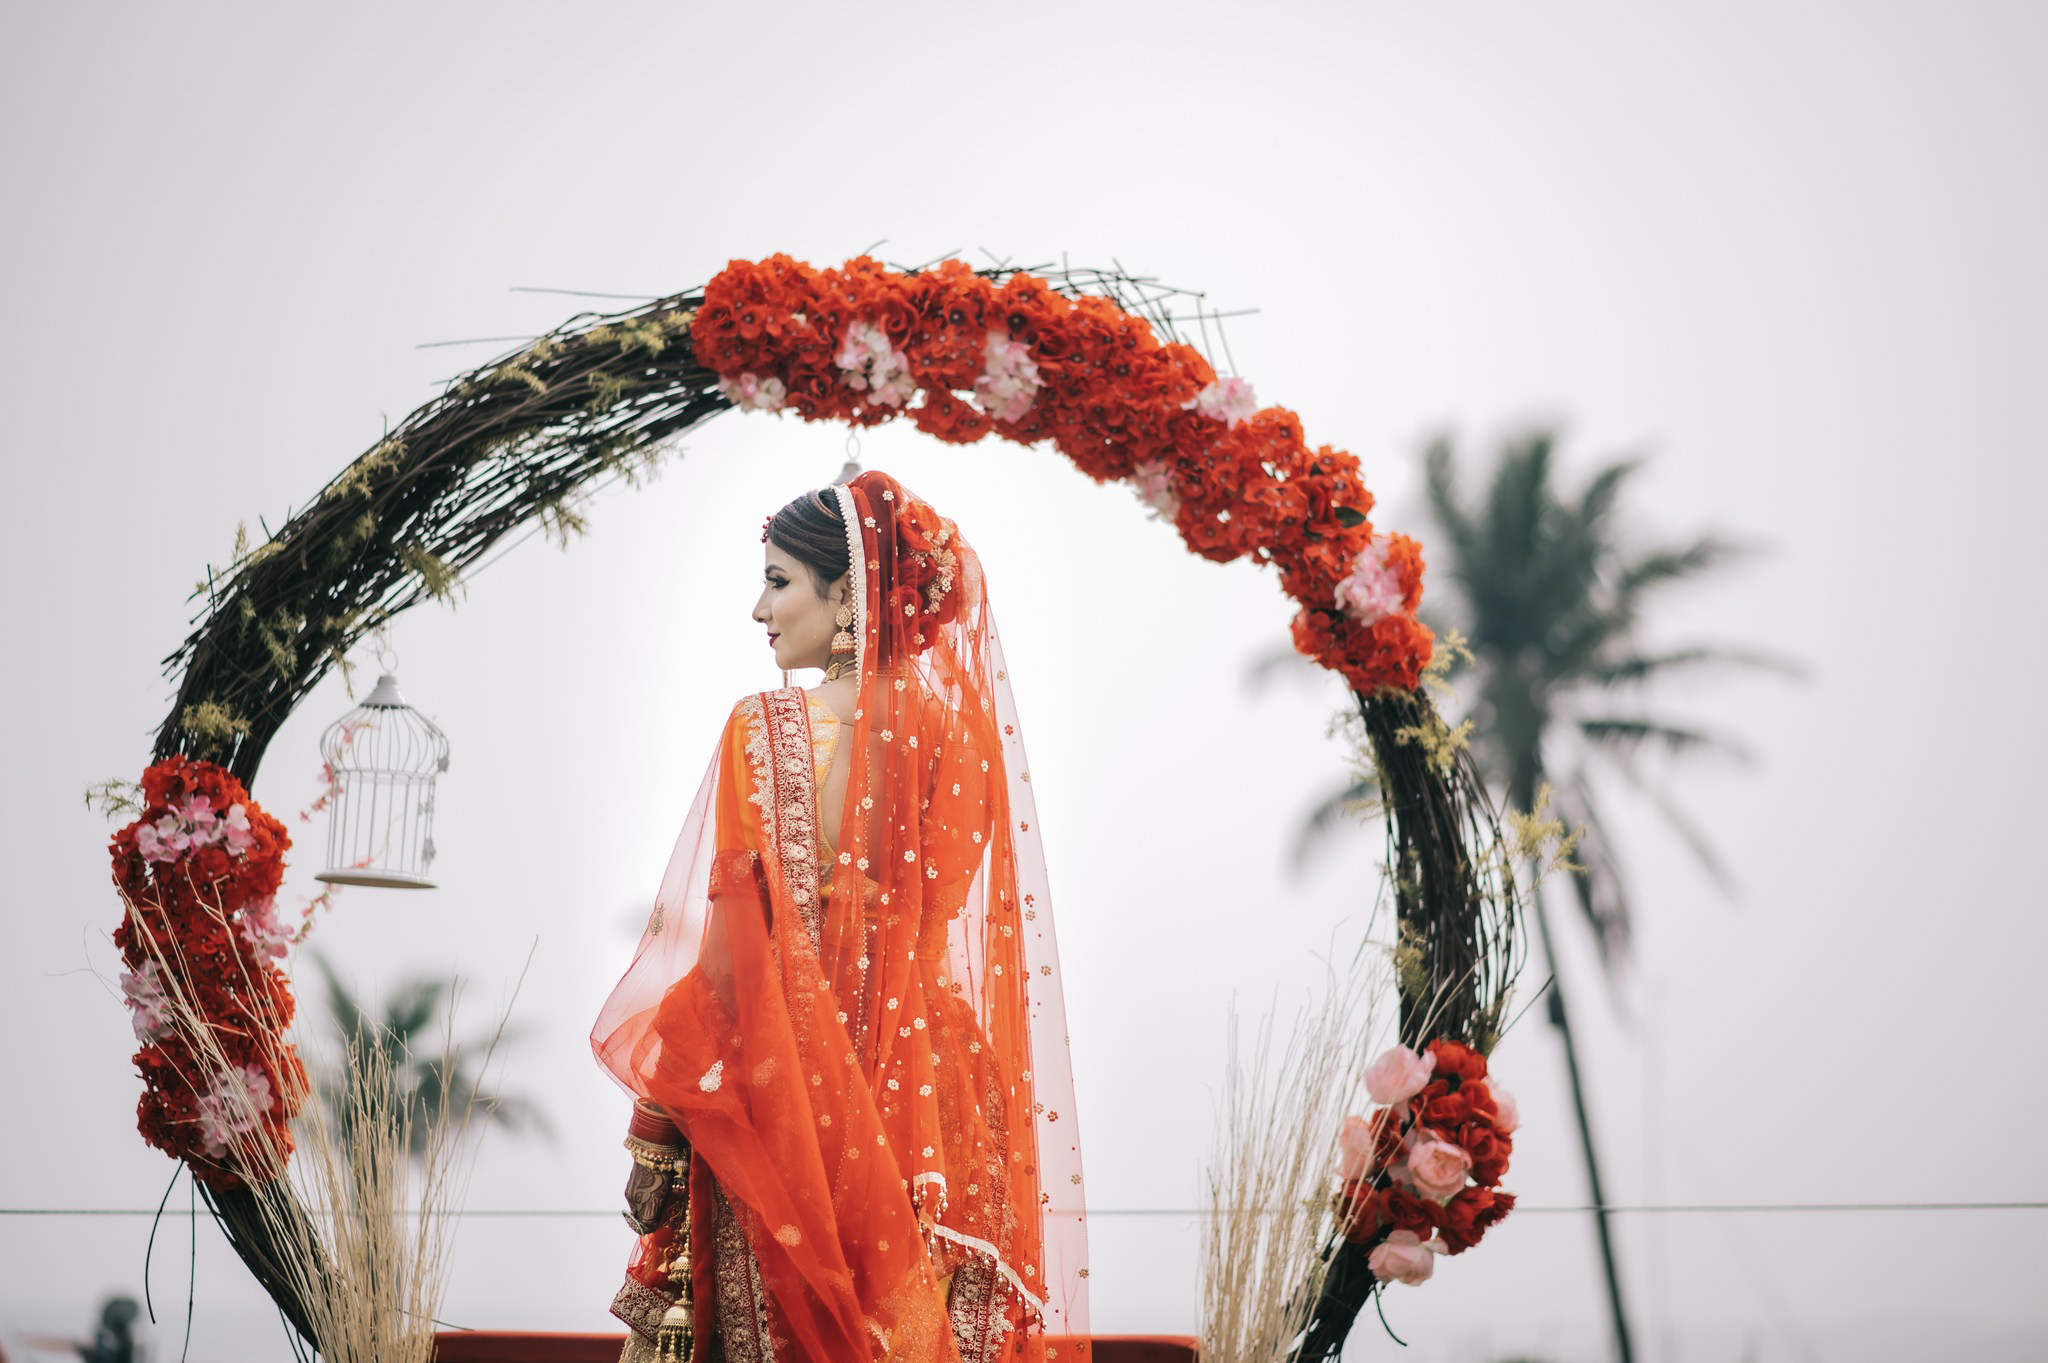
[654,1145,694,1362]
[654,1303,693,1363]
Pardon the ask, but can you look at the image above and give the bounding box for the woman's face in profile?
[754,541,844,673]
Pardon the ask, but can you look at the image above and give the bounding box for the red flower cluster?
[110,756,304,1188]
[1340,1039,1518,1260]
[693,255,1434,693]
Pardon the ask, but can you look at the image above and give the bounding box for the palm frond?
[1615,534,1747,605]
[1287,775,1381,869]
[1588,645,1803,688]
[1574,456,1641,534]
[1577,716,1750,762]
[1244,640,1323,692]
[1555,772,1633,969]
[314,954,367,1044]
[1422,436,1482,582]
[382,979,449,1043]
[1589,744,1739,896]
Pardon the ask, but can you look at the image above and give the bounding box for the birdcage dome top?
[321,673,450,775]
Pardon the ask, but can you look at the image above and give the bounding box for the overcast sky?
[4,3,2045,1360]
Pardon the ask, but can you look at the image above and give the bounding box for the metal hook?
[371,626,399,676]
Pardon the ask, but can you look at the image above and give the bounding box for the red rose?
[1426,1039,1487,1086]
[1340,1183,1437,1245]
[1434,1187,1515,1254]
[1459,1123,1512,1187]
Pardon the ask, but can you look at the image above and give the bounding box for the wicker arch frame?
[147,260,1522,1355]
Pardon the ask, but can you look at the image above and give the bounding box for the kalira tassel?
[654,1303,693,1363]
[653,1138,694,1362]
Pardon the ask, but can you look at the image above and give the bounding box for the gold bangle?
[625,1135,680,1173]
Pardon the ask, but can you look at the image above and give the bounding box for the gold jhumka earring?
[823,602,858,681]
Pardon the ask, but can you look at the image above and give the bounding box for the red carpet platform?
[434,1332,1201,1363]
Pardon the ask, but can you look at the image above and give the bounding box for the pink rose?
[1406,1134,1473,1201]
[1364,1044,1436,1106]
[1367,1228,1441,1285]
[1491,1086,1520,1135]
[1337,1115,1377,1182]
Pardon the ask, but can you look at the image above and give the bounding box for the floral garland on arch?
[693,254,1434,694]
[109,756,306,1188]
[1339,1040,1519,1288]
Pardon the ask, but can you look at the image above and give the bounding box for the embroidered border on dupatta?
[830,482,867,676]
[761,687,824,951]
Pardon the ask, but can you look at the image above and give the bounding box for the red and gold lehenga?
[592,472,1088,1363]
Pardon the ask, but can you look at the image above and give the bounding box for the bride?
[592,470,1088,1363]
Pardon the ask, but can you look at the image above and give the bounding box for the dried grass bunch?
[1199,943,1390,1363]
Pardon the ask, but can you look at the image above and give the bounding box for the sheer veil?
[593,471,1087,1358]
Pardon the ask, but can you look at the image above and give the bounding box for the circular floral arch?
[114,255,1523,1351]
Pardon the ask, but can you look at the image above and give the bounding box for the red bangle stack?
[627,1100,681,1148]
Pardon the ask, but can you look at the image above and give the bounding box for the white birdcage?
[315,672,450,889]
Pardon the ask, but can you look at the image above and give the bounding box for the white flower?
[717,371,788,412]
[699,1060,725,1093]
[972,332,1042,423]
[1184,375,1258,427]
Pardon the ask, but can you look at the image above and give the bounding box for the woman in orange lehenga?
[592,471,1088,1363]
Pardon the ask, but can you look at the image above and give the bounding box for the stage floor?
[433,1331,1202,1363]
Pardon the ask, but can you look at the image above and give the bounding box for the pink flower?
[1337,1115,1378,1182]
[1490,1085,1520,1134]
[717,371,788,412]
[1185,376,1258,428]
[194,1063,276,1159]
[972,332,1042,422]
[120,960,171,1042]
[1130,460,1180,522]
[835,322,916,407]
[1364,1044,1435,1105]
[222,803,255,855]
[237,897,293,962]
[1406,1133,1474,1201]
[1336,535,1405,626]
[137,813,194,863]
[1368,1228,1442,1285]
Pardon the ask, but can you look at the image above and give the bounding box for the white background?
[3,3,2044,1360]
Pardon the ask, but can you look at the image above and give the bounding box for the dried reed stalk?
[1199,944,1388,1363]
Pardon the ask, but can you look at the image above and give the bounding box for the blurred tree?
[312,953,550,1158]
[1294,430,1790,1363]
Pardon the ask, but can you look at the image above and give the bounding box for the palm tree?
[311,953,550,1158]
[1418,429,1788,1363]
